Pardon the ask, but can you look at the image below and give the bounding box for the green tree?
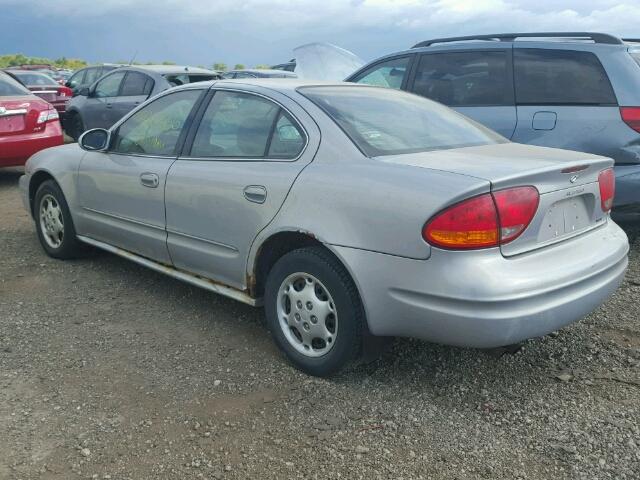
[234,63,245,70]
[254,64,270,70]
[212,62,227,71]
[161,60,176,65]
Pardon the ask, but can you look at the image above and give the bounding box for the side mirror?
[78,87,90,97]
[79,128,110,152]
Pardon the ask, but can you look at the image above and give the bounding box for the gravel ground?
[1,167,639,480]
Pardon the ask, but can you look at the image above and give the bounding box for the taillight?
[598,168,615,212]
[423,186,539,250]
[620,107,640,133]
[36,109,59,124]
[57,86,73,97]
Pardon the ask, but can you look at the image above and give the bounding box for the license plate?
[538,196,592,241]
[0,115,25,133]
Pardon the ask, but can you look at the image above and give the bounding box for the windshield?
[299,85,506,156]
[0,73,30,96]
[14,72,57,86]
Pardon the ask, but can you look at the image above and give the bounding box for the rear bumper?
[332,220,629,347]
[0,122,63,167]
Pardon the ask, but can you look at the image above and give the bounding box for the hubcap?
[39,194,64,249]
[276,273,338,357]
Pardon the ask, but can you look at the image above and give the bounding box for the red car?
[5,70,73,122]
[0,71,63,168]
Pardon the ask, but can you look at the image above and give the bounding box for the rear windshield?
[299,85,505,156]
[13,72,57,86]
[0,73,30,96]
[164,74,217,87]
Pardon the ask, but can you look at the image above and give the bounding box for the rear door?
[511,48,619,155]
[112,71,154,120]
[165,87,319,290]
[82,70,126,129]
[408,49,517,138]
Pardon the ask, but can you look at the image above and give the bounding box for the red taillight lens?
[598,168,615,212]
[620,107,640,133]
[492,186,539,243]
[423,186,539,250]
[57,86,73,97]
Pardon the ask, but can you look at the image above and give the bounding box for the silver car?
[19,80,629,376]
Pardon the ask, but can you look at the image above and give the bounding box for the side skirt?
[76,235,262,307]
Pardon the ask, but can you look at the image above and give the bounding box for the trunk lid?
[380,142,613,256]
[0,95,51,135]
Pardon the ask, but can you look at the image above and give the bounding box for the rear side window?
[120,72,153,96]
[164,74,216,87]
[190,91,305,159]
[514,49,616,105]
[412,51,511,106]
[351,56,410,90]
[0,73,29,96]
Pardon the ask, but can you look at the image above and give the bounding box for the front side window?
[300,86,505,157]
[351,56,410,90]
[120,72,153,96]
[83,67,101,86]
[514,49,617,105]
[412,51,511,106]
[67,70,85,88]
[191,91,305,159]
[0,72,29,96]
[112,89,201,156]
[94,71,126,98]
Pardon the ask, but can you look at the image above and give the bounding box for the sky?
[1,0,640,67]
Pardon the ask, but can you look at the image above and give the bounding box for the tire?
[264,246,364,376]
[66,112,84,141]
[34,180,82,259]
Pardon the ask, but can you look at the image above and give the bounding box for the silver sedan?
[19,79,629,376]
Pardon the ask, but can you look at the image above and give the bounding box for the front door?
[165,88,319,290]
[76,89,203,262]
[82,70,127,130]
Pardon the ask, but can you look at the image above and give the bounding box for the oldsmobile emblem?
[570,175,579,183]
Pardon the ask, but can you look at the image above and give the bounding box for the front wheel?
[66,112,85,141]
[264,247,364,377]
[34,180,82,259]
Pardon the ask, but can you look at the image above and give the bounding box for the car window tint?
[68,70,86,88]
[0,73,29,96]
[267,112,305,158]
[351,57,410,89]
[83,68,101,86]
[191,91,280,158]
[514,49,616,105]
[15,73,57,86]
[301,86,505,157]
[412,51,511,106]
[112,90,201,156]
[121,72,152,96]
[94,71,125,98]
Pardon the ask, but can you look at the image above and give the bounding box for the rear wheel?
[66,112,85,141]
[34,180,82,259]
[264,247,363,376]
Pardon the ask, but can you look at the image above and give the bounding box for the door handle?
[243,185,267,204]
[106,103,113,109]
[140,172,159,188]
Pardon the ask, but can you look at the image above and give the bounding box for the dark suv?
[347,32,640,220]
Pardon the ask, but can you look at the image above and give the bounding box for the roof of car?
[126,65,216,75]
[169,78,368,94]
[229,69,297,76]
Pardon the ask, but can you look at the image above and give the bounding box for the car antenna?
[128,50,138,66]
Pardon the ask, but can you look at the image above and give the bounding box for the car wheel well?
[252,231,326,297]
[28,171,56,217]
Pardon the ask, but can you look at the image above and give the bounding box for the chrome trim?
[167,229,239,252]
[34,90,58,94]
[76,235,261,306]
[82,207,165,231]
[0,108,28,117]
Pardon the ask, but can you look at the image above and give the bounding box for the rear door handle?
[140,172,159,188]
[243,185,267,204]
